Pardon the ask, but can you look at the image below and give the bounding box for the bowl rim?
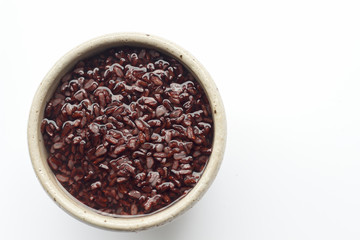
[27,32,227,231]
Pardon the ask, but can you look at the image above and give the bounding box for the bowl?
[27,32,226,231]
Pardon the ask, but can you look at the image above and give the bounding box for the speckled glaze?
[28,33,226,231]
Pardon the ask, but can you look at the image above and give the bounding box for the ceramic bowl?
[28,32,226,231]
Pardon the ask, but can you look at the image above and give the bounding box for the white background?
[1,0,360,239]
